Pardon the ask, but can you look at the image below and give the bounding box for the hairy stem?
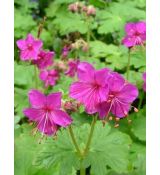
[126,49,131,80]
[68,125,82,156]
[83,115,97,156]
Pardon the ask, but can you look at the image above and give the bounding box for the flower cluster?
[68,2,96,16]
[16,34,59,88]
[122,21,146,48]
[16,20,143,137]
[69,62,138,120]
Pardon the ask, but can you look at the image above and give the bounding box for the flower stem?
[80,168,85,175]
[68,125,82,156]
[34,66,38,89]
[83,115,97,156]
[126,49,131,80]
[138,91,145,109]
[86,16,91,57]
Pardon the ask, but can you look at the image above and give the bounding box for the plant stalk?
[83,115,97,156]
[80,168,85,175]
[126,49,131,80]
[68,125,82,156]
[86,16,91,57]
[34,66,38,89]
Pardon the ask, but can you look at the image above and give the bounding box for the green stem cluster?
[68,116,97,175]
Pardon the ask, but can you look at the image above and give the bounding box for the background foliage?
[14,0,146,174]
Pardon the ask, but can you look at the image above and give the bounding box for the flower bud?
[68,3,78,12]
[87,5,96,16]
[64,101,78,113]
[82,43,89,52]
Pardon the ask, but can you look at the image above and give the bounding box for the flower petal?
[77,62,95,83]
[37,116,58,136]
[117,83,138,103]
[111,101,130,118]
[50,110,72,127]
[125,23,136,36]
[23,108,45,121]
[16,39,27,50]
[136,21,146,34]
[47,92,62,109]
[94,68,110,86]
[70,82,107,114]
[28,89,46,108]
[108,72,125,92]
[97,101,110,119]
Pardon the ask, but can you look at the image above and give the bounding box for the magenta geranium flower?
[16,34,43,61]
[97,72,138,118]
[142,72,146,91]
[33,50,54,69]
[122,21,146,48]
[69,62,110,114]
[39,69,59,88]
[23,90,72,136]
[65,59,80,77]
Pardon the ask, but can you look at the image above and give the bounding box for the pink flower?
[122,21,146,48]
[39,69,59,88]
[33,50,54,69]
[142,72,146,91]
[97,72,138,118]
[23,90,72,136]
[69,62,110,114]
[65,59,80,77]
[16,34,43,61]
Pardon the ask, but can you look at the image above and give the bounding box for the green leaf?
[90,41,119,58]
[130,109,146,141]
[35,122,132,174]
[14,62,34,87]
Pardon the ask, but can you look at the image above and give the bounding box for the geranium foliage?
[14,0,146,175]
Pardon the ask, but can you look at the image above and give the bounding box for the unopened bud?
[68,3,78,12]
[64,101,77,113]
[82,43,89,52]
[82,5,88,12]
[87,5,96,16]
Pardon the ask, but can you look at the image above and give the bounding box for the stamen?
[102,120,107,127]
[109,116,113,121]
[134,107,138,112]
[115,117,120,122]
[114,123,119,128]
[127,119,132,124]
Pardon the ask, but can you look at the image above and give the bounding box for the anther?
[128,119,132,124]
[102,120,107,127]
[114,123,119,128]
[134,107,139,112]
[115,117,120,122]
[109,116,113,121]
